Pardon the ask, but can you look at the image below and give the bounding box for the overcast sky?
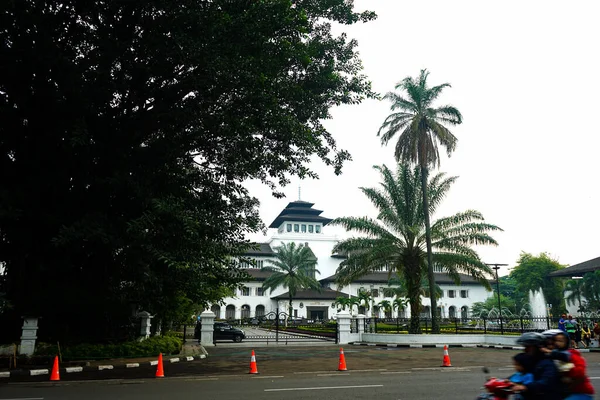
[245,0,600,277]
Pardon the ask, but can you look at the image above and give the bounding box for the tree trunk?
[288,295,293,328]
[420,165,439,334]
[407,265,422,334]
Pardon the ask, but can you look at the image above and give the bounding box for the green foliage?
[577,271,600,311]
[377,69,463,332]
[333,164,501,333]
[35,334,182,360]
[0,1,375,341]
[262,242,321,317]
[509,252,566,314]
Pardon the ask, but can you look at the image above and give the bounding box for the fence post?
[374,317,378,333]
[454,318,458,334]
[546,316,550,330]
[425,318,428,334]
[183,324,187,343]
[520,317,524,334]
[396,317,399,333]
[275,308,279,343]
[483,316,487,335]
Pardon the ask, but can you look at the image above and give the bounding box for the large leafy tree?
[377,70,462,333]
[0,1,375,341]
[333,164,501,333]
[261,242,321,320]
[509,252,566,314]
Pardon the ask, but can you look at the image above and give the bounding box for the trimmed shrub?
[35,333,182,360]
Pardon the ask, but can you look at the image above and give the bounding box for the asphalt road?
[2,357,599,399]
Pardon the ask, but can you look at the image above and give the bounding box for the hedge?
[35,333,182,360]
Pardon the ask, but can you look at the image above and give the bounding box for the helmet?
[542,329,564,338]
[516,332,545,346]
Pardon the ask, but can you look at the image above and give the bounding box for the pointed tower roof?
[268,200,333,228]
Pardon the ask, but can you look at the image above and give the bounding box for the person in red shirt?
[544,330,595,399]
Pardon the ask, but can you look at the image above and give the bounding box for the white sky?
[245,0,600,277]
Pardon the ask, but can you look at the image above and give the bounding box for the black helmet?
[516,332,545,346]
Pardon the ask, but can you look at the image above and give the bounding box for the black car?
[213,322,245,342]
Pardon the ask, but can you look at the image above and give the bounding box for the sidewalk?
[0,341,208,380]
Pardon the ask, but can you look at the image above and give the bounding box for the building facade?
[209,200,493,320]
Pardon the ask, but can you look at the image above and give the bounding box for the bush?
[35,333,182,360]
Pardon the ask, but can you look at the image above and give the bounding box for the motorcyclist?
[510,332,565,399]
[541,329,595,399]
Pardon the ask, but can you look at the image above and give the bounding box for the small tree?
[261,242,321,322]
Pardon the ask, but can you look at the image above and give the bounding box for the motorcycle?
[476,367,518,400]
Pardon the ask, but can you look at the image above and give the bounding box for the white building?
[209,200,493,320]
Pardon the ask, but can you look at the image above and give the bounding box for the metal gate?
[230,309,338,344]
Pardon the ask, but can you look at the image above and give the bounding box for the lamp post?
[486,263,508,335]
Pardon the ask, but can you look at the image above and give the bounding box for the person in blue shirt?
[509,353,535,399]
[559,314,567,332]
[511,332,565,399]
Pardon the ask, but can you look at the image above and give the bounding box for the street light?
[486,263,508,335]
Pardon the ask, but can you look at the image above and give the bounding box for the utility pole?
[486,263,508,335]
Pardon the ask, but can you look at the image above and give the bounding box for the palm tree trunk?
[420,165,439,334]
[408,284,421,334]
[288,294,293,328]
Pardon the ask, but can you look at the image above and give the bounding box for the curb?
[0,354,206,379]
[349,342,600,352]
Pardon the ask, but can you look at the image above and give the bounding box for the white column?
[136,311,154,340]
[200,310,216,347]
[357,314,366,335]
[19,317,39,356]
[337,311,351,344]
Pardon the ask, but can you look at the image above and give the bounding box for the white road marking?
[317,373,350,376]
[589,377,600,380]
[184,378,219,382]
[252,376,284,379]
[0,398,44,400]
[65,367,83,373]
[126,363,139,368]
[265,384,384,392]
[294,369,386,374]
[98,365,113,370]
[380,371,411,374]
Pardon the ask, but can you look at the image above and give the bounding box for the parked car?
[214,322,245,342]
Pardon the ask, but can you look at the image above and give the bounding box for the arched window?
[255,305,265,317]
[448,306,456,319]
[225,305,235,320]
[241,305,251,319]
[211,304,221,319]
[421,306,431,318]
[461,306,469,320]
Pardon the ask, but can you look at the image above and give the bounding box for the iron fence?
[364,316,563,335]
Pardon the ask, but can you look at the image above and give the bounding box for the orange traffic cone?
[338,348,347,371]
[441,345,452,367]
[50,355,60,381]
[249,350,259,374]
[155,353,165,378]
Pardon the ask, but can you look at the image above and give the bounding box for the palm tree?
[581,271,600,310]
[332,164,501,333]
[392,297,408,318]
[564,279,584,309]
[357,289,372,315]
[334,296,352,312]
[377,70,462,333]
[378,300,392,318]
[347,297,361,316]
[261,242,321,321]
